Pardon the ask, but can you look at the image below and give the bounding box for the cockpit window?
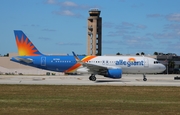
[154,61,159,64]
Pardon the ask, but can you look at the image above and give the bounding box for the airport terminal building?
[157,53,180,74]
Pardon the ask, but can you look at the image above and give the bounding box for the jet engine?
[102,68,122,79]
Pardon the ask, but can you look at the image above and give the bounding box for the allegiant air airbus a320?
[11,30,166,81]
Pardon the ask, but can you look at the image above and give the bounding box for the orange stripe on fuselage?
[65,63,81,73]
[65,55,96,73]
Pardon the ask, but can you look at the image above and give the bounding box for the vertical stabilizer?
[14,30,43,56]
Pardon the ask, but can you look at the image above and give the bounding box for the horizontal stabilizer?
[13,57,33,63]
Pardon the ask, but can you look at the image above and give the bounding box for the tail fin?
[14,30,43,56]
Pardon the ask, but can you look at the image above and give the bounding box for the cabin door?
[41,57,46,66]
[144,58,149,67]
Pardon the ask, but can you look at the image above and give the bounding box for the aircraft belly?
[122,67,152,74]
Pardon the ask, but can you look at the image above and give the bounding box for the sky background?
[0,0,180,56]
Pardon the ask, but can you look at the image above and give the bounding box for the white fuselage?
[77,56,166,74]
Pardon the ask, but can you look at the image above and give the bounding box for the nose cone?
[160,64,166,72]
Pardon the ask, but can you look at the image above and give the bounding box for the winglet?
[72,51,83,64]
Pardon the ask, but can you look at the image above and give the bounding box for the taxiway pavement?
[0,74,180,86]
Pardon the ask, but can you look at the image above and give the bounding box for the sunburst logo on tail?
[16,35,40,56]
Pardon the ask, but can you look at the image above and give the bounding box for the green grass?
[0,85,180,115]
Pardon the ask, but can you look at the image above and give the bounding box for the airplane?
[11,30,166,81]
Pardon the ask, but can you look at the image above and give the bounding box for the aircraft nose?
[160,64,166,72]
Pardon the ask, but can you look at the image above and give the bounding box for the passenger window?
[154,61,159,64]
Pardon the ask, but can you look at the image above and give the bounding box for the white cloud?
[46,0,90,18]
[115,22,134,30]
[164,24,180,30]
[46,0,57,4]
[53,10,82,18]
[46,0,91,10]
[103,22,114,28]
[136,24,147,29]
[107,30,128,37]
[166,13,180,22]
[147,13,180,22]
[61,10,75,16]
[147,32,180,39]
[177,31,180,35]
[62,1,78,7]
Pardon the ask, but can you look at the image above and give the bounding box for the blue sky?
[0,0,180,55]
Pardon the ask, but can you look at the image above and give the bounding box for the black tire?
[91,76,96,81]
[89,76,92,81]
[143,78,147,81]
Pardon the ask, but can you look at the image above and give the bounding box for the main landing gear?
[143,74,147,81]
[89,74,96,81]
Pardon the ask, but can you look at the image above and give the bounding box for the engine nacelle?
[103,68,122,79]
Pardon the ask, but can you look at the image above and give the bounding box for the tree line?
[116,52,146,55]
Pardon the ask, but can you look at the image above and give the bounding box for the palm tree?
[141,52,145,55]
[136,53,140,55]
[116,52,121,55]
[154,52,158,55]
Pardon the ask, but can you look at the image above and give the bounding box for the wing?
[83,62,119,74]
[72,51,120,74]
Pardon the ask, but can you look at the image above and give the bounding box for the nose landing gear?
[143,74,147,81]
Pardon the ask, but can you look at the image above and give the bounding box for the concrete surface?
[0,74,180,86]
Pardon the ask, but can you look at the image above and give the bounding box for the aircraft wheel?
[143,78,147,81]
[91,76,96,81]
[89,76,92,81]
[89,74,96,81]
[143,74,147,81]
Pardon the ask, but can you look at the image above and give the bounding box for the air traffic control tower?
[87,9,102,56]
